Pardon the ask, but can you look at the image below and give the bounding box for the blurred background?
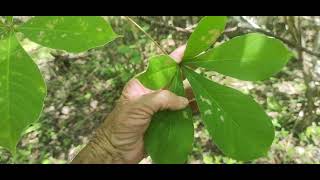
[0,16,320,164]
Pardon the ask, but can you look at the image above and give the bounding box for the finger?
[141,90,189,112]
[170,45,186,64]
[121,79,153,101]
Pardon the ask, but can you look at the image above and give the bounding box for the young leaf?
[184,33,293,81]
[137,55,178,90]
[183,16,227,60]
[144,69,194,164]
[183,67,274,161]
[17,16,118,53]
[0,32,47,153]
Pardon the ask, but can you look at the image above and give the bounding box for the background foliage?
[1,16,320,164]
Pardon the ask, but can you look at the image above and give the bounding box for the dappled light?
[0,16,319,164]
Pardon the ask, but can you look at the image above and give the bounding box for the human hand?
[71,45,196,164]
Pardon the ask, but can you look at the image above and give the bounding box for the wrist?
[71,112,124,164]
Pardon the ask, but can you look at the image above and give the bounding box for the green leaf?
[184,33,293,81]
[183,16,227,60]
[137,55,178,90]
[144,69,194,164]
[183,67,274,161]
[0,32,46,153]
[17,16,118,53]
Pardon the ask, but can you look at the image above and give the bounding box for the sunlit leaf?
[18,16,118,53]
[184,67,274,161]
[183,16,227,60]
[137,55,178,90]
[184,33,293,81]
[0,32,46,153]
[145,69,194,164]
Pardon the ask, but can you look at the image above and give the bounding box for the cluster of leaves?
[140,16,293,163]
[0,16,292,164]
[0,44,132,163]
[0,16,118,154]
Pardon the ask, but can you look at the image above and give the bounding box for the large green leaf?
[0,32,46,153]
[144,69,194,164]
[183,16,227,60]
[184,33,293,81]
[183,67,274,161]
[137,55,178,90]
[17,16,118,53]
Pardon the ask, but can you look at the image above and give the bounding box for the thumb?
[170,45,186,64]
[138,90,189,112]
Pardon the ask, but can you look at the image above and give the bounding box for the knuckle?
[156,90,173,109]
[157,91,170,102]
[158,90,172,98]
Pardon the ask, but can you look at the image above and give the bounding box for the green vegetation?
[0,16,320,164]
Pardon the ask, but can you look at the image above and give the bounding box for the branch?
[244,27,320,58]
[301,16,320,26]
[137,16,194,34]
[239,16,262,29]
[239,16,320,58]
[289,16,317,133]
[123,16,168,55]
[136,16,320,58]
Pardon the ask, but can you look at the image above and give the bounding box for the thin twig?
[137,16,193,34]
[240,16,320,58]
[239,16,262,29]
[301,16,320,26]
[243,27,320,58]
[285,16,318,133]
[136,16,320,58]
[124,16,168,55]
